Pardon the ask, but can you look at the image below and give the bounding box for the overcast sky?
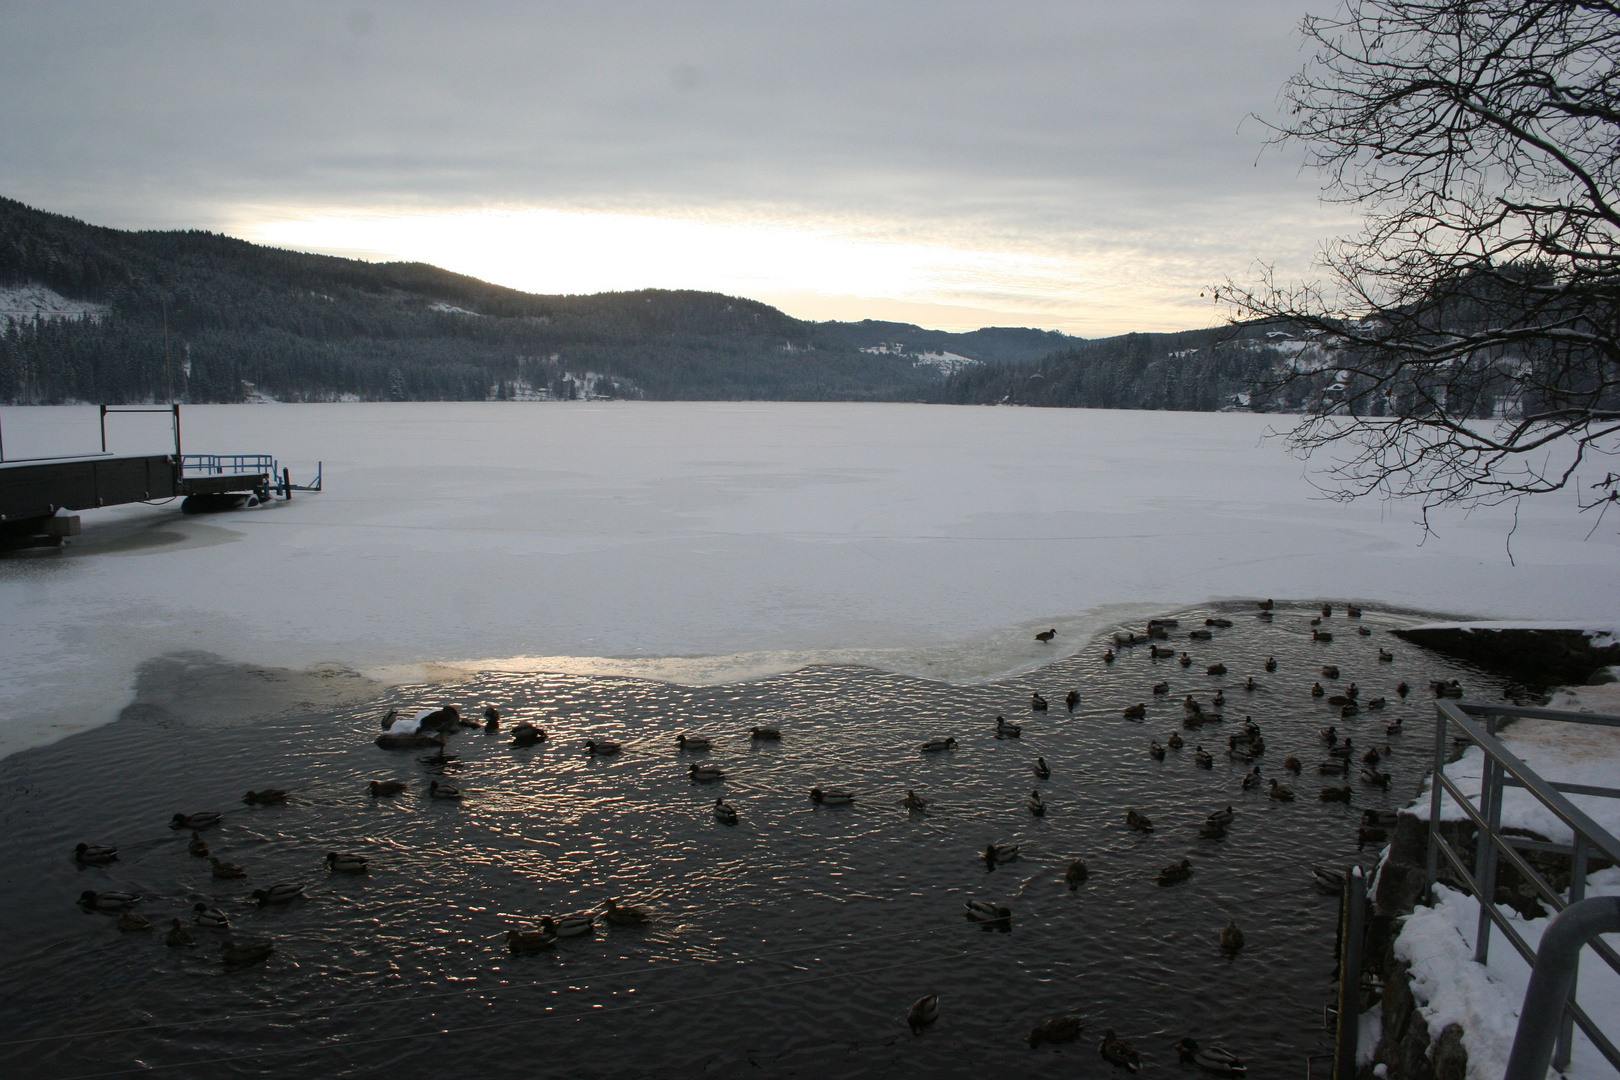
[0,1,1356,335]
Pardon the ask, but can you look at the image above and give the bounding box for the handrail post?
[1504,897,1620,1080]
[1555,837,1591,1071]
[99,404,107,454]
[1474,714,1502,965]
[1334,866,1367,1080]
[1426,702,1447,897]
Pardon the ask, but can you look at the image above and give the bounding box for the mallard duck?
[1208,806,1235,826]
[1312,867,1345,894]
[964,899,1012,922]
[919,737,957,752]
[1027,1015,1085,1047]
[1284,756,1301,774]
[210,857,246,880]
[1362,808,1398,828]
[1357,625,1372,637]
[1362,745,1383,765]
[1207,663,1227,676]
[1311,683,1325,698]
[1122,703,1146,720]
[1320,725,1338,744]
[1319,759,1348,776]
[1126,809,1154,833]
[714,798,739,824]
[1212,689,1226,707]
[506,927,556,953]
[251,883,305,905]
[79,890,139,910]
[1241,766,1262,790]
[688,763,725,783]
[1386,717,1403,735]
[995,717,1022,738]
[188,831,210,857]
[982,843,1019,865]
[1195,1046,1248,1076]
[908,993,941,1033]
[1176,1037,1202,1062]
[429,780,463,799]
[584,739,622,756]
[1360,767,1391,789]
[540,914,595,937]
[1264,656,1277,672]
[1358,825,1389,850]
[1219,921,1245,954]
[118,911,152,932]
[221,938,274,966]
[1377,647,1393,662]
[1028,791,1046,816]
[483,705,502,730]
[1032,756,1051,779]
[1327,694,1350,707]
[1321,603,1333,617]
[1320,785,1352,803]
[170,812,221,830]
[165,919,196,947]
[1104,649,1116,663]
[1065,858,1088,889]
[601,898,650,926]
[1150,643,1171,659]
[1152,681,1170,695]
[192,903,230,928]
[1184,694,1203,715]
[369,779,407,797]
[1030,692,1049,711]
[1167,731,1184,750]
[1149,741,1166,761]
[1268,779,1296,802]
[1313,630,1333,642]
[810,787,855,806]
[1157,858,1192,886]
[1329,739,1355,759]
[325,852,369,874]
[1366,696,1386,710]
[510,721,547,745]
[242,789,287,806]
[1194,746,1213,769]
[749,726,782,740]
[902,790,928,812]
[1100,1029,1142,1071]
[1258,598,1274,611]
[1036,628,1056,643]
[1065,689,1080,710]
[677,734,712,752]
[1396,681,1410,697]
[74,843,118,866]
[1180,652,1193,667]
[1189,628,1213,641]
[1340,703,1359,719]
[1207,617,1234,628]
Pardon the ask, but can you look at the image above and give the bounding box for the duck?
[1152,681,1170,695]
[79,890,139,911]
[242,789,287,806]
[220,938,275,966]
[982,844,1019,866]
[1184,694,1203,715]
[1347,604,1363,617]
[170,812,221,831]
[1284,756,1302,774]
[907,992,941,1033]
[192,903,230,928]
[1167,731,1184,749]
[1327,694,1351,707]
[964,898,1012,922]
[1311,683,1325,698]
[1126,809,1154,833]
[506,927,557,954]
[677,734,712,752]
[1362,745,1383,765]
[369,780,407,798]
[1189,628,1213,641]
[1194,746,1213,769]
[1207,663,1228,676]
[1032,757,1051,779]
[584,739,622,756]
[1104,649,1116,663]
[1212,689,1227,707]
[1027,1014,1086,1047]
[601,898,651,926]
[1206,617,1234,628]
[1359,826,1389,850]
[428,780,464,799]
[187,831,211,857]
[688,763,725,783]
[714,798,740,824]
[1340,703,1360,719]
[1028,791,1046,817]
[540,914,596,938]
[1357,625,1373,637]
[902,790,928,812]
[210,858,247,880]
[510,721,547,745]
[1320,785,1352,803]
[1149,741,1166,761]
[415,705,462,733]
[325,852,369,874]
[1312,867,1345,894]
[1319,758,1349,776]
[1310,617,1321,626]
[1319,725,1338,744]
[1377,647,1394,662]
[1030,692,1049,711]
[1065,858,1089,889]
[251,883,306,906]
[810,787,855,806]
[995,716,1022,738]
[1099,1030,1142,1072]
[1151,643,1172,659]
[1264,656,1277,672]
[1122,703,1146,720]
[1199,819,1228,839]
[1363,808,1399,828]
[1208,806,1235,826]
[1258,598,1274,610]
[749,725,782,740]
[1329,739,1355,759]
[919,737,958,752]
[1397,681,1410,698]
[165,919,196,947]
[1220,921,1246,954]
[1268,779,1296,802]
[1244,676,1256,692]
[1241,766,1263,790]
[1313,630,1333,642]
[1322,603,1333,617]
[1360,767,1391,789]
[483,705,501,730]
[73,843,118,866]
[116,911,151,932]
[1180,652,1193,667]
[1194,1046,1248,1076]
[1035,628,1057,643]
[1386,717,1403,735]
[1366,696,1386,710]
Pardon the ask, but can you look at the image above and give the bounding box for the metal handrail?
[181,453,275,476]
[1424,699,1620,1073]
[1505,898,1620,1080]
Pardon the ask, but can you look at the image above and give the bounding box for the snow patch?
[0,282,107,323]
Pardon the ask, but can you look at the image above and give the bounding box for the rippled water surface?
[0,604,1508,1078]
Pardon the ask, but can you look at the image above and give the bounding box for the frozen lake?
[1,401,1615,758]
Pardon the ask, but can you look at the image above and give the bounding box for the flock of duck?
[67,600,1447,1073]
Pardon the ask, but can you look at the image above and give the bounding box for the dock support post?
[1334,866,1367,1080]
[283,468,291,501]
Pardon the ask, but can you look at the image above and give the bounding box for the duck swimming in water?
[714,798,739,824]
[80,890,139,911]
[428,780,464,799]
[242,789,287,806]
[677,734,712,752]
[1194,746,1213,769]
[584,739,622,756]
[902,790,928,812]
[1028,791,1046,816]
[541,914,596,938]
[908,992,941,1033]
[1320,785,1352,803]
[251,883,306,906]
[1268,779,1296,802]
[325,852,369,874]
[1030,692,1049,711]
[166,919,196,947]
[1207,806,1235,827]
[1065,858,1088,889]
[1284,756,1302,774]
[1152,681,1169,695]
[1167,731,1184,749]
[1149,741,1166,761]
[982,843,1019,866]
[1100,1030,1142,1072]
[510,721,547,745]
[1123,703,1146,720]
[188,831,210,857]
[810,787,855,806]
[1065,689,1079,710]
[73,843,118,866]
[1265,656,1277,672]
[369,779,407,797]
[192,903,230,928]
[170,812,221,831]
[1241,766,1263,790]
[995,716,1022,738]
[507,927,557,954]
[964,898,1012,922]
[601,898,651,926]
[1032,757,1051,779]
[1126,809,1154,832]
[483,705,501,730]
[919,737,957,752]
[1219,921,1245,955]
[1157,858,1192,886]
[210,858,246,880]
[750,725,782,740]
[220,938,275,967]
[1027,1015,1086,1047]
[688,763,725,783]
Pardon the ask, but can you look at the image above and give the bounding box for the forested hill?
[0,197,1080,404]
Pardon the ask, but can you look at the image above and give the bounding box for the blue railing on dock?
[181,454,322,494]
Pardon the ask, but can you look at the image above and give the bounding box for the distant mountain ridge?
[0,197,1081,405]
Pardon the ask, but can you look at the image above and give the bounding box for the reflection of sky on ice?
[2,401,1616,759]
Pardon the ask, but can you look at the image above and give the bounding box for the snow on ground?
[1,401,1618,760]
[1396,877,1620,1080]
[0,282,107,323]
